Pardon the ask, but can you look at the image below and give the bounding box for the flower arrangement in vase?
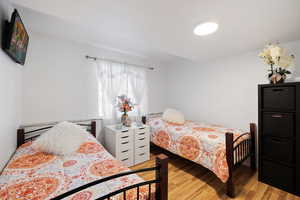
[116,95,134,127]
[259,43,295,84]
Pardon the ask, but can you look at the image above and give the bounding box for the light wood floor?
[131,148,300,200]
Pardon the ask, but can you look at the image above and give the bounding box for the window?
[96,60,148,121]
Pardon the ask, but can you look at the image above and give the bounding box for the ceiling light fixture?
[194,22,219,36]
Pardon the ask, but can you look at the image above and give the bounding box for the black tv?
[3,9,29,65]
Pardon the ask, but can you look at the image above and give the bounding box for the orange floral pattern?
[71,191,93,200]
[8,152,55,169]
[63,160,77,167]
[152,130,171,149]
[149,117,248,182]
[89,159,127,177]
[213,148,229,181]
[208,135,218,139]
[178,136,201,160]
[77,142,104,154]
[193,127,215,132]
[0,136,153,200]
[0,177,59,200]
[165,121,184,126]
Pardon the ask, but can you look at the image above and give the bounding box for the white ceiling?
[12,0,300,64]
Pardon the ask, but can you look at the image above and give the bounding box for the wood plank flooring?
[131,148,300,200]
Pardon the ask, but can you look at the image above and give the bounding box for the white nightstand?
[104,124,150,167]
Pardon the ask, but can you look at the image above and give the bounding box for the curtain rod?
[85,55,155,71]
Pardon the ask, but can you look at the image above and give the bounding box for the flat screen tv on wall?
[3,9,29,65]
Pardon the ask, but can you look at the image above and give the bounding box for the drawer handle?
[139,138,145,141]
[138,133,145,135]
[122,130,129,133]
[270,138,286,143]
[271,114,284,118]
[121,158,128,161]
[139,145,146,148]
[121,150,129,153]
[139,153,145,156]
[121,141,129,144]
[139,127,145,130]
[121,136,129,139]
[272,88,284,92]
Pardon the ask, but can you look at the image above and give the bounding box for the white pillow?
[32,121,89,155]
[162,108,185,125]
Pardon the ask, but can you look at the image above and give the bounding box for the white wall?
[22,32,168,141]
[0,0,22,170]
[166,40,300,130]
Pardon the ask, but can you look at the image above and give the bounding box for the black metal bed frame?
[52,154,168,200]
[16,121,169,200]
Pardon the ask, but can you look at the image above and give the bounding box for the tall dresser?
[258,82,300,196]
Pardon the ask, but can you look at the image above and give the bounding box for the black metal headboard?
[17,121,96,148]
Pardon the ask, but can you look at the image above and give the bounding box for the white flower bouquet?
[259,43,295,84]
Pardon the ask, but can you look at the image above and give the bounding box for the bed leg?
[226,132,235,198]
[91,121,96,138]
[156,154,169,200]
[17,128,25,148]
[227,176,234,198]
[250,123,257,171]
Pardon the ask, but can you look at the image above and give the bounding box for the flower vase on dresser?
[116,95,134,127]
[259,43,295,84]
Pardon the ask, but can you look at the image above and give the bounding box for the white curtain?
[96,60,125,122]
[96,59,148,124]
[127,65,148,117]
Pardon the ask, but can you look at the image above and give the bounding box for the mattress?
[0,135,153,200]
[149,117,248,182]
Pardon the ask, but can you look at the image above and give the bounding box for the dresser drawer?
[118,149,133,166]
[135,151,150,165]
[119,139,132,152]
[135,145,149,156]
[261,160,294,193]
[263,112,294,138]
[120,156,133,167]
[136,131,148,139]
[297,139,300,195]
[135,127,149,134]
[262,86,295,110]
[262,137,294,163]
[119,133,132,143]
[135,136,149,147]
[118,129,132,138]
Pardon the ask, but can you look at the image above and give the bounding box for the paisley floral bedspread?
[149,117,248,182]
[0,136,153,200]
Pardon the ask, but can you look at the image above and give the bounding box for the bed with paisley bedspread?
[148,116,256,198]
[0,121,168,200]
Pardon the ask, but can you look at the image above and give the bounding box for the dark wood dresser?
[258,82,300,196]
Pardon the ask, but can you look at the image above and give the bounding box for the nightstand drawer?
[119,140,132,152]
[120,157,133,166]
[135,152,149,165]
[119,133,133,143]
[118,130,132,138]
[135,136,149,147]
[136,131,148,139]
[135,127,149,134]
[119,149,133,166]
[135,145,149,156]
